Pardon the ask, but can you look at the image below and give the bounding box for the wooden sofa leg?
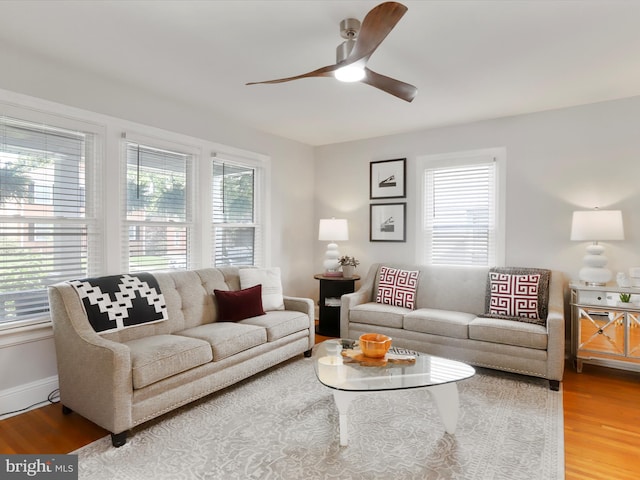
[303,349,312,357]
[549,380,560,391]
[61,405,73,415]
[111,432,127,448]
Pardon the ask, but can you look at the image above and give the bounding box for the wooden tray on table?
[341,347,417,367]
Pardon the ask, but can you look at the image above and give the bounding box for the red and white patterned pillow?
[488,272,540,319]
[376,266,420,309]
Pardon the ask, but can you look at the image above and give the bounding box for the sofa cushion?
[239,267,285,311]
[376,266,420,309]
[404,309,475,339]
[484,267,551,326]
[214,285,265,321]
[125,334,213,389]
[176,322,267,361]
[488,272,540,318]
[240,310,310,341]
[349,302,409,329]
[469,316,548,350]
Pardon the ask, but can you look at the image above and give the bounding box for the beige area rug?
[74,357,564,480]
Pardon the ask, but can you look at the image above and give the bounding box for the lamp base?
[579,243,612,286]
[323,242,341,276]
[578,267,612,287]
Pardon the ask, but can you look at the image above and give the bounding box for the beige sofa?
[48,267,314,447]
[341,263,565,390]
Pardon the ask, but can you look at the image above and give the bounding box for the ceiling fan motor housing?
[337,18,360,63]
[339,18,360,39]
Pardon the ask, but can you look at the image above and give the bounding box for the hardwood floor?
[2,336,639,479]
[0,400,107,454]
[563,362,640,480]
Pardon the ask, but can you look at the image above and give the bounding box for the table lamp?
[319,218,348,276]
[570,209,624,286]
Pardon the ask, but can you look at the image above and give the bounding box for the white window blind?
[212,160,260,266]
[423,158,497,266]
[124,142,192,272]
[0,116,100,326]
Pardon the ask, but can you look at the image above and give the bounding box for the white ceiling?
[1,1,640,146]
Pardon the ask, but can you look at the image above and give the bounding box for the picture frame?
[370,158,406,199]
[370,203,406,242]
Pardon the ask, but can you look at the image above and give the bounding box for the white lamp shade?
[318,218,349,241]
[570,210,624,241]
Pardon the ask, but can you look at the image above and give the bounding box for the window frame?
[0,105,104,331]
[416,147,506,267]
[121,133,197,273]
[211,152,269,268]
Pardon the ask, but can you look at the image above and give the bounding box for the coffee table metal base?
[332,382,459,446]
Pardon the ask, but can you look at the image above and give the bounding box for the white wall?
[314,96,640,282]
[0,45,316,417]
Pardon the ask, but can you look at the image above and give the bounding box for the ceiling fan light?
[335,65,365,82]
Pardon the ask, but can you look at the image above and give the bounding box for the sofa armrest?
[283,295,315,348]
[545,270,566,382]
[48,285,134,434]
[340,264,380,337]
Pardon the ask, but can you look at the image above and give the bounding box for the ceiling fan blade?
[361,67,417,102]
[246,64,338,85]
[346,2,408,64]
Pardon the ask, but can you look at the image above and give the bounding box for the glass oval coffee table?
[312,338,476,446]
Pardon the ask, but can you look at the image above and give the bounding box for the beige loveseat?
[48,267,314,447]
[341,263,565,390]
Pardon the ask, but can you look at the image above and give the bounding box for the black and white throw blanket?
[68,273,167,334]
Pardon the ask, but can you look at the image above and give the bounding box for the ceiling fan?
[246,1,417,103]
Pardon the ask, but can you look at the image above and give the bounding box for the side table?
[570,282,640,373]
[314,274,360,337]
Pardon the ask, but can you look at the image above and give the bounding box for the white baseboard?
[0,375,59,420]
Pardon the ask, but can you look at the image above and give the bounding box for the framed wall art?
[370,203,406,242]
[370,158,406,199]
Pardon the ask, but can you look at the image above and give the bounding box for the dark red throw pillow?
[213,284,265,321]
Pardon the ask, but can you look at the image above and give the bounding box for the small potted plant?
[619,292,632,304]
[338,255,360,278]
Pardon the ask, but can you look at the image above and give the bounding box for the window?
[0,95,270,330]
[418,148,505,266]
[212,159,261,266]
[0,116,100,326]
[124,141,192,273]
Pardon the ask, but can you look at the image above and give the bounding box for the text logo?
[0,455,78,480]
